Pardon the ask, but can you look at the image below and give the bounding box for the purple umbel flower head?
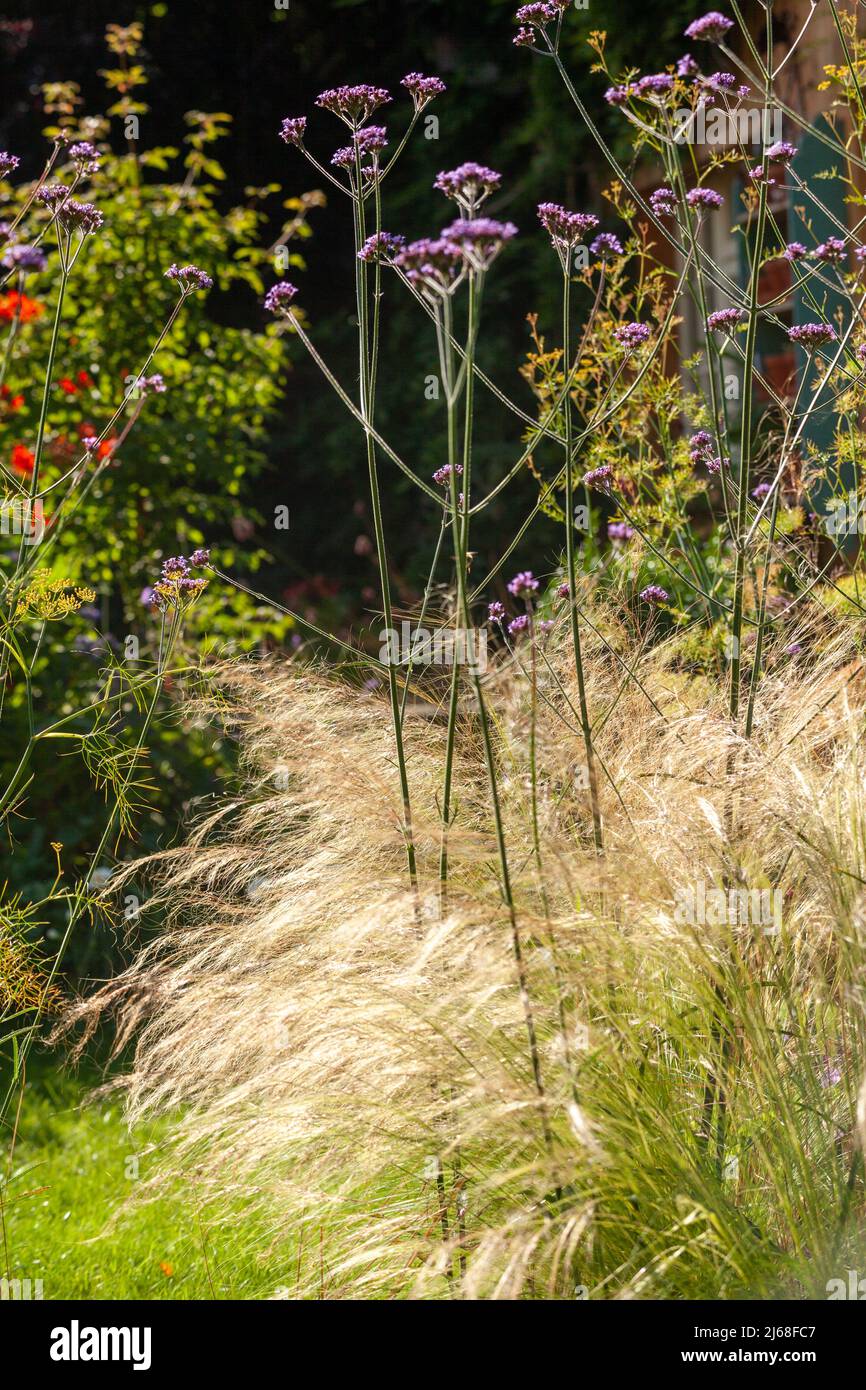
[264,282,298,314]
[605,85,631,106]
[788,322,837,348]
[68,141,101,173]
[677,54,699,77]
[332,126,389,174]
[44,190,104,234]
[556,582,570,599]
[590,233,624,259]
[538,203,599,263]
[165,263,213,292]
[133,373,166,396]
[513,26,536,48]
[394,237,465,297]
[857,343,866,365]
[608,521,635,542]
[190,548,211,567]
[279,117,307,146]
[315,85,392,127]
[614,321,651,352]
[814,236,847,263]
[434,163,502,213]
[488,601,506,624]
[684,12,734,43]
[508,614,530,636]
[707,308,742,331]
[705,71,736,92]
[0,152,20,179]
[161,555,190,579]
[515,3,560,29]
[686,187,724,211]
[751,483,771,501]
[432,462,464,486]
[767,140,797,162]
[634,73,675,97]
[650,187,677,217]
[508,570,540,599]
[401,73,446,110]
[441,217,518,270]
[783,241,807,260]
[358,231,406,263]
[1,244,47,273]
[583,463,614,491]
[639,584,669,605]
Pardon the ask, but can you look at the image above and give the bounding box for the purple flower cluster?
[707,308,742,331]
[488,601,506,624]
[39,185,104,234]
[150,550,211,610]
[435,163,502,212]
[133,373,166,396]
[783,241,807,261]
[689,430,728,474]
[332,125,389,173]
[264,282,298,314]
[639,584,670,605]
[165,262,213,292]
[442,217,518,269]
[590,233,623,259]
[508,614,530,636]
[394,237,465,294]
[515,2,560,27]
[684,12,734,43]
[604,86,631,106]
[358,232,406,263]
[508,570,540,598]
[1,244,46,273]
[788,322,837,348]
[315,85,392,126]
[401,73,446,110]
[583,463,614,491]
[432,462,463,486]
[279,117,307,146]
[68,141,101,173]
[538,202,599,251]
[766,140,797,162]
[686,187,724,210]
[677,54,699,78]
[633,73,675,97]
[608,521,634,542]
[0,152,20,179]
[650,186,677,217]
[751,482,771,501]
[814,236,847,263]
[614,321,651,352]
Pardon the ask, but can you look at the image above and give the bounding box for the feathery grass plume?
[60,605,866,1298]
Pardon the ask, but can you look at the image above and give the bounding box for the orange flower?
[11,444,35,476]
[0,291,44,323]
[159,1262,174,1278]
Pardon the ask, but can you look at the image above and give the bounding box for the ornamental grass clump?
[59,4,866,1298]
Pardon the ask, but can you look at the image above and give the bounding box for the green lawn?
[1,1050,284,1300]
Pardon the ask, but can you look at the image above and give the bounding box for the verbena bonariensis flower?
[590,232,623,259]
[684,12,734,43]
[264,282,298,314]
[688,430,714,462]
[162,556,189,578]
[686,187,723,210]
[488,601,506,623]
[332,126,388,173]
[556,582,570,599]
[513,26,535,48]
[640,584,669,604]
[393,237,465,296]
[857,343,866,365]
[677,53,698,77]
[56,199,104,234]
[190,547,211,567]
[0,152,20,178]
[279,117,307,146]
[788,322,837,348]
[650,187,677,217]
[432,462,463,486]
[68,141,101,173]
[507,570,539,598]
[751,482,771,500]
[604,85,631,106]
[165,262,213,292]
[133,373,166,396]
[538,203,599,258]
[704,71,736,92]
[441,217,518,270]
[583,463,614,491]
[315,85,392,127]
[614,321,651,351]
[357,231,405,263]
[1,244,46,273]
[707,308,742,331]
[634,73,675,97]
[515,3,560,28]
[814,236,847,263]
[767,140,797,162]
[783,241,807,260]
[434,163,502,213]
[401,73,446,110]
[608,521,634,542]
[508,614,530,636]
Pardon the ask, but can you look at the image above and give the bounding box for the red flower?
[0,291,44,323]
[76,369,93,388]
[0,384,24,411]
[98,437,118,460]
[78,421,97,439]
[57,377,78,395]
[11,443,35,475]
